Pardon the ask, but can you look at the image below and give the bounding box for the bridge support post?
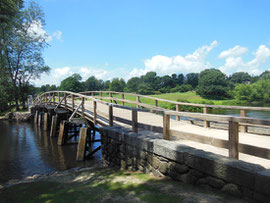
[93,101,97,125]
[163,113,170,140]
[43,113,48,131]
[203,107,210,128]
[109,92,113,103]
[109,104,113,126]
[240,109,248,133]
[34,110,38,124]
[50,116,58,137]
[76,127,88,161]
[136,96,140,108]
[229,121,239,159]
[38,114,42,127]
[58,121,67,146]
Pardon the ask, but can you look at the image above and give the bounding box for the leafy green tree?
[1,2,50,109]
[229,72,251,84]
[109,78,125,92]
[85,76,103,91]
[197,69,229,98]
[103,80,111,90]
[177,74,184,85]
[59,74,83,92]
[126,77,140,92]
[186,73,199,88]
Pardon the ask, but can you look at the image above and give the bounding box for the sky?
[27,0,270,86]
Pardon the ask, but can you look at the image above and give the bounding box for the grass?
[0,168,243,203]
[0,106,29,116]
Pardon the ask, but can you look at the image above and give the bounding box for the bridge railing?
[34,91,270,161]
[80,90,270,132]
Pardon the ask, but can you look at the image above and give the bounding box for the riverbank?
[0,165,245,203]
[0,111,32,121]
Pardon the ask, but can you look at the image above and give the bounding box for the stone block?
[206,177,225,189]
[254,169,270,196]
[159,161,169,175]
[152,156,160,169]
[221,183,241,197]
[180,173,197,185]
[175,163,189,174]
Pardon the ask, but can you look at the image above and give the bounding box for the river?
[0,120,101,184]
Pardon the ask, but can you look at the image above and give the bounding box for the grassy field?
[0,167,243,203]
[94,91,239,110]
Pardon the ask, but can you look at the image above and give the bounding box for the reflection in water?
[0,121,101,184]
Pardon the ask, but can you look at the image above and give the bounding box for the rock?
[221,183,241,197]
[175,163,189,174]
[196,178,207,185]
[152,156,160,169]
[206,176,225,189]
[180,173,197,185]
[159,161,169,174]
[4,112,14,119]
[189,169,203,177]
[182,197,197,203]
[0,185,3,190]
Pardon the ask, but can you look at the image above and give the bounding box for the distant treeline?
[36,69,270,104]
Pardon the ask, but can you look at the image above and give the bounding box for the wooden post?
[50,116,58,137]
[203,107,210,128]
[163,113,170,140]
[176,104,180,121]
[132,110,138,133]
[229,121,239,159]
[43,113,48,131]
[109,104,113,126]
[100,92,102,100]
[109,92,113,103]
[72,95,75,111]
[76,127,88,161]
[45,94,48,103]
[58,92,60,104]
[58,121,67,146]
[91,92,94,97]
[64,93,67,108]
[81,97,85,117]
[136,96,140,108]
[240,109,248,133]
[155,99,158,107]
[93,101,97,125]
[34,111,38,124]
[122,93,125,105]
[38,114,42,127]
[53,92,55,105]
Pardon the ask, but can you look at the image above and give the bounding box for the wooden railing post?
[81,97,85,117]
[109,104,113,126]
[100,92,102,101]
[132,110,138,133]
[53,92,55,105]
[240,109,247,133]
[110,92,113,103]
[203,107,210,128]
[229,120,239,159]
[176,104,180,121]
[122,93,125,105]
[155,99,158,107]
[64,93,67,108]
[45,93,48,104]
[72,95,75,111]
[163,112,170,140]
[58,92,60,104]
[93,101,97,125]
[91,92,94,97]
[136,96,140,108]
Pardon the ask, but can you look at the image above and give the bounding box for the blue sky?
[29,0,270,86]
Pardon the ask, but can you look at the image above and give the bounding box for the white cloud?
[79,67,108,80]
[24,20,62,43]
[128,40,218,78]
[218,45,248,58]
[219,45,270,75]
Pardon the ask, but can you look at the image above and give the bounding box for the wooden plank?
[176,104,180,121]
[204,107,210,128]
[163,114,170,140]
[81,97,85,117]
[240,109,248,133]
[76,127,88,161]
[229,121,239,159]
[53,92,55,105]
[132,110,138,133]
[64,92,67,108]
[72,95,75,111]
[109,104,113,126]
[50,116,58,137]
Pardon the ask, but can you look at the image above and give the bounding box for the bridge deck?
[66,99,270,169]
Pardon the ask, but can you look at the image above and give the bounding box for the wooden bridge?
[33,91,270,168]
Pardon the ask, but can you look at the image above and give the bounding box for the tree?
[109,78,125,92]
[1,2,50,109]
[59,74,83,92]
[186,73,199,88]
[229,72,251,84]
[85,76,103,91]
[197,69,229,98]
[126,77,140,92]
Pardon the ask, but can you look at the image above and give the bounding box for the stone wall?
[100,126,270,203]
